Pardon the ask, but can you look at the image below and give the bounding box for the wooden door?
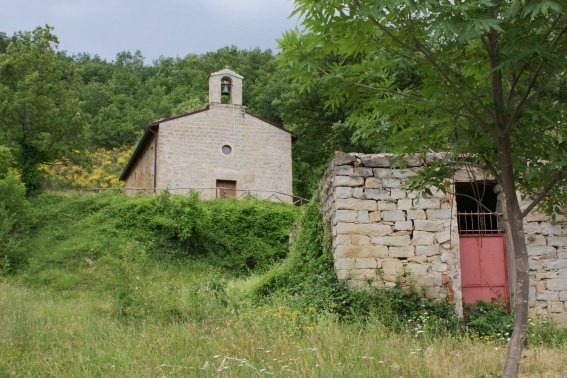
[459,234,509,306]
[216,180,236,198]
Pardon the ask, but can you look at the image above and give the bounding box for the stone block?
[426,209,453,220]
[362,155,391,167]
[549,236,567,247]
[355,258,378,269]
[336,210,358,223]
[371,235,411,247]
[394,221,413,231]
[335,187,354,199]
[334,152,357,165]
[382,210,406,222]
[334,259,355,271]
[544,259,567,270]
[391,189,407,199]
[398,199,413,210]
[547,279,567,291]
[333,176,364,187]
[406,263,431,276]
[414,220,446,232]
[369,211,382,222]
[560,291,567,301]
[549,301,564,313]
[416,245,440,256]
[408,255,428,263]
[351,235,370,246]
[527,211,550,222]
[405,156,423,167]
[527,246,557,258]
[351,269,377,280]
[365,177,382,188]
[412,231,435,246]
[353,167,374,177]
[336,222,392,236]
[425,286,442,300]
[334,235,351,246]
[529,259,542,271]
[377,201,396,210]
[536,272,558,280]
[523,222,541,234]
[413,275,435,287]
[374,168,393,178]
[559,268,567,278]
[336,199,377,211]
[358,211,369,223]
[536,291,559,301]
[425,152,449,164]
[382,259,404,276]
[364,189,391,200]
[389,246,415,258]
[413,197,441,209]
[382,178,401,188]
[334,165,354,175]
[392,169,418,179]
[525,234,547,246]
[541,222,561,236]
[336,270,350,280]
[407,209,426,220]
[335,244,389,258]
[351,187,364,199]
[436,231,451,244]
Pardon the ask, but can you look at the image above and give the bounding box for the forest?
[0,25,368,199]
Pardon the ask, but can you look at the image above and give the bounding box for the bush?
[0,147,32,273]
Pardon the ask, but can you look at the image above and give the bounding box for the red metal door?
[459,235,509,306]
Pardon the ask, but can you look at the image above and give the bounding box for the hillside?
[1,193,567,376]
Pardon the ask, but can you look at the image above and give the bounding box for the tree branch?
[520,169,566,218]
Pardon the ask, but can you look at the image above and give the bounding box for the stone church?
[120,69,295,201]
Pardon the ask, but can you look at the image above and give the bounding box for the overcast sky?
[0,0,301,63]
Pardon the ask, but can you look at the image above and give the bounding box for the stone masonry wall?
[155,104,293,202]
[322,152,567,323]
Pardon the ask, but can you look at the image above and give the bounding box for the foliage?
[197,198,300,273]
[463,301,514,344]
[0,146,32,273]
[42,146,133,189]
[0,26,87,193]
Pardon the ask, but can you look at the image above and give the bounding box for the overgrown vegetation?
[1,193,567,376]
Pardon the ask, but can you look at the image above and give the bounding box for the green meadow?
[1,192,566,377]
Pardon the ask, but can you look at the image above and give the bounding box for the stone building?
[321,151,567,323]
[120,69,295,202]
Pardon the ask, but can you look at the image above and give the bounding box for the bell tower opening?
[220,76,232,104]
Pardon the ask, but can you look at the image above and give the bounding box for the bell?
[221,82,231,95]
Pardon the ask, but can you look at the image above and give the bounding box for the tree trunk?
[498,134,530,378]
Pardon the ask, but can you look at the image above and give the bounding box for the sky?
[0,0,301,62]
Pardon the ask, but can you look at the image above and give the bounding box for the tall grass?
[2,192,566,377]
[2,280,567,377]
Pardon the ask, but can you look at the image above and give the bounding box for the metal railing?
[457,211,500,234]
[76,187,309,205]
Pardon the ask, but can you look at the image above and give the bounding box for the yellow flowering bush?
[43,146,134,189]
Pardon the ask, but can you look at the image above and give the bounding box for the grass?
[2,192,567,377]
[2,275,567,377]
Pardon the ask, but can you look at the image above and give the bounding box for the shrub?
[0,147,32,273]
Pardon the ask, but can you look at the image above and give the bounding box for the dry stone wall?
[321,152,458,302]
[321,152,567,323]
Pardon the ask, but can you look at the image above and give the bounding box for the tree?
[280,1,567,376]
[0,26,87,193]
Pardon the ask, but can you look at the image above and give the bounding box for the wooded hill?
[0,26,370,199]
